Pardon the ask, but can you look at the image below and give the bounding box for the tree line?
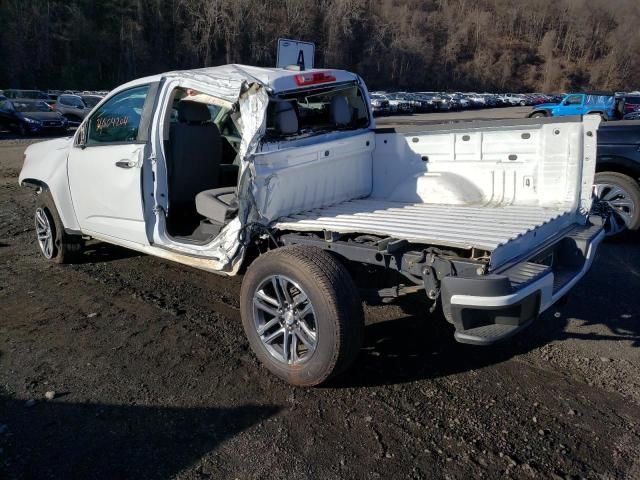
[1,0,639,93]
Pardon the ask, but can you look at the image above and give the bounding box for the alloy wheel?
[252,274,317,365]
[35,208,54,259]
[593,182,636,236]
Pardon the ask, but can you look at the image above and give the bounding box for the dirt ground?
[1,111,639,479]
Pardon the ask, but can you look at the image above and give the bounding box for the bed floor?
[274,199,571,252]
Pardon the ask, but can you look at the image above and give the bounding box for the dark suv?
[595,121,640,236]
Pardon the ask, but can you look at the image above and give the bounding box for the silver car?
[55,94,90,125]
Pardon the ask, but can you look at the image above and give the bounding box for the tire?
[35,191,83,263]
[520,101,526,106]
[240,245,364,386]
[593,172,640,237]
[530,112,547,118]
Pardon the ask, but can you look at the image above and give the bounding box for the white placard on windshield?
[276,38,315,70]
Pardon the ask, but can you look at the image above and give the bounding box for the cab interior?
[162,87,241,242]
[161,83,370,244]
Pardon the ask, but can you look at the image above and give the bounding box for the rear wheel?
[593,172,640,237]
[240,245,363,386]
[35,191,83,263]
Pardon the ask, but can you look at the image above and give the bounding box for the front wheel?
[35,191,84,263]
[593,172,640,237]
[530,112,547,118]
[240,246,363,386]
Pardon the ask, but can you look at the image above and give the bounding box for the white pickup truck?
[19,65,604,386]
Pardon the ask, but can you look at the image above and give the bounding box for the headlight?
[24,117,41,125]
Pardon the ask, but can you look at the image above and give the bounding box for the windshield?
[13,100,51,112]
[266,82,369,139]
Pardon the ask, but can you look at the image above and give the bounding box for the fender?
[18,136,81,231]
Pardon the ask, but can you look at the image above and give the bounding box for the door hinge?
[153,205,165,216]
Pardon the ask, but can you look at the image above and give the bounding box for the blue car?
[0,97,69,136]
[528,92,616,120]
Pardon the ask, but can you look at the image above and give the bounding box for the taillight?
[294,71,337,86]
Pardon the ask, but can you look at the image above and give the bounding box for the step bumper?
[440,222,605,346]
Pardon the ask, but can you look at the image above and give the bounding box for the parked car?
[404,93,432,112]
[465,94,486,108]
[502,93,528,106]
[442,94,461,110]
[593,120,640,236]
[623,111,640,120]
[19,65,604,386]
[529,92,616,120]
[0,97,68,135]
[386,92,414,113]
[55,94,91,125]
[451,93,471,109]
[414,93,439,111]
[80,94,104,109]
[618,96,640,117]
[370,94,390,115]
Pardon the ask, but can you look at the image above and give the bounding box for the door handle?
[115,159,136,169]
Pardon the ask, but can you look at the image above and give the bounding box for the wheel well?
[20,178,49,191]
[596,159,640,183]
[528,110,549,117]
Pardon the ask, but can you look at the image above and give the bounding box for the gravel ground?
[1,114,639,479]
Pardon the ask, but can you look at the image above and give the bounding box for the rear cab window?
[265,81,370,141]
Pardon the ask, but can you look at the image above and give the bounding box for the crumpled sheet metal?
[155,66,271,273]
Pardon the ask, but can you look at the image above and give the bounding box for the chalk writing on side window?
[96,116,129,131]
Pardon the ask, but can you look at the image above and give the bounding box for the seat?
[194,102,299,227]
[195,187,238,225]
[274,101,298,135]
[169,100,222,206]
[330,96,352,126]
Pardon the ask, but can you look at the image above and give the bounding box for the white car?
[503,93,529,106]
[20,64,604,386]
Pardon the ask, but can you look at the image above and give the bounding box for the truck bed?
[275,199,573,265]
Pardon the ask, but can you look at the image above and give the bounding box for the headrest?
[330,96,352,126]
[274,101,298,135]
[178,100,211,123]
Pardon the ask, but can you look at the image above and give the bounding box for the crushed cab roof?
[117,64,359,98]
[169,64,359,94]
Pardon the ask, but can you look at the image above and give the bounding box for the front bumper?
[440,222,605,345]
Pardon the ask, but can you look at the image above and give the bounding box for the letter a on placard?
[297,50,305,70]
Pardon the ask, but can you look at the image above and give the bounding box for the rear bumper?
[440,222,605,346]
